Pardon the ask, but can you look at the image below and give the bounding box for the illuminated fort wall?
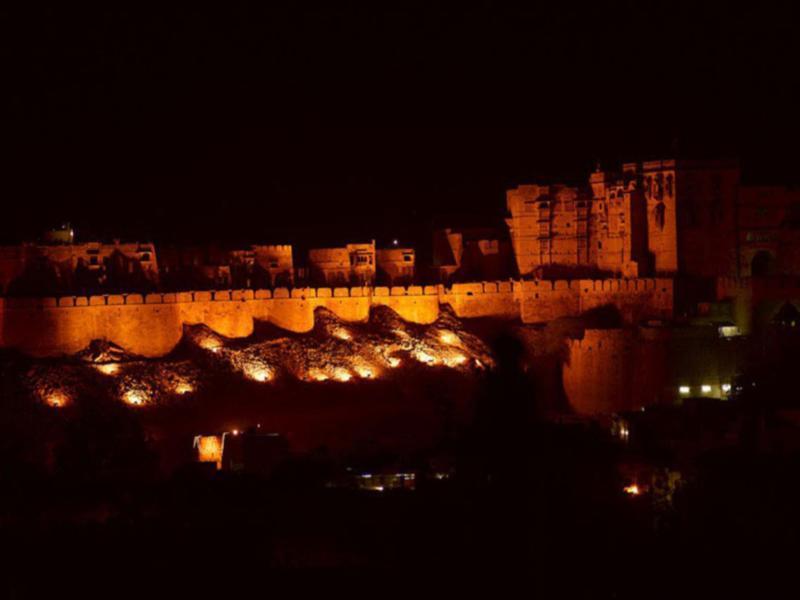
[0,278,672,357]
[563,326,744,415]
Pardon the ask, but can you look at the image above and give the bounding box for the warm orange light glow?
[173,380,194,395]
[123,389,148,406]
[623,484,641,496]
[199,337,223,353]
[332,368,352,382]
[307,368,329,382]
[443,352,467,367]
[242,361,273,383]
[46,390,69,408]
[195,435,223,468]
[353,364,376,379]
[438,330,460,345]
[387,356,402,368]
[412,348,440,366]
[332,327,352,341]
[95,363,121,376]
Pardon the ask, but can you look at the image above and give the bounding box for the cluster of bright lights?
[94,363,121,376]
[679,383,732,396]
[123,388,149,406]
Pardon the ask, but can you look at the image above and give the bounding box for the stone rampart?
[0,278,673,357]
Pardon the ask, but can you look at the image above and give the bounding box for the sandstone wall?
[0,278,673,357]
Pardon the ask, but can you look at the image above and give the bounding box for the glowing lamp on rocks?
[199,337,222,353]
[354,365,376,379]
[332,328,352,341]
[387,357,401,368]
[46,390,69,408]
[243,362,273,383]
[123,389,148,406]
[443,353,467,368]
[412,349,439,366]
[438,330,460,346]
[95,363,121,376]
[174,380,194,395]
[308,369,329,382]
[333,368,352,382]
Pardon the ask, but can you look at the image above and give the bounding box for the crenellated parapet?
[0,278,673,357]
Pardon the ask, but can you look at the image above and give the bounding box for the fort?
[0,278,672,357]
[3,156,800,362]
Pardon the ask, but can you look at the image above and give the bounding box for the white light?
[719,325,740,338]
[679,386,690,395]
[701,385,712,393]
[722,383,731,393]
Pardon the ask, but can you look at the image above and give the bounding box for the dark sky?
[3,2,799,246]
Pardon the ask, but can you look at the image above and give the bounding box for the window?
[597,241,602,249]
[655,202,666,230]
[403,254,412,262]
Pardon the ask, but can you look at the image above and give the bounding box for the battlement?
[1,278,670,309]
[0,277,674,357]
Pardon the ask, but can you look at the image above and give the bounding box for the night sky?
[3,3,799,246]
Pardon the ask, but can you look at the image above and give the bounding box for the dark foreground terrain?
[2,319,800,597]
